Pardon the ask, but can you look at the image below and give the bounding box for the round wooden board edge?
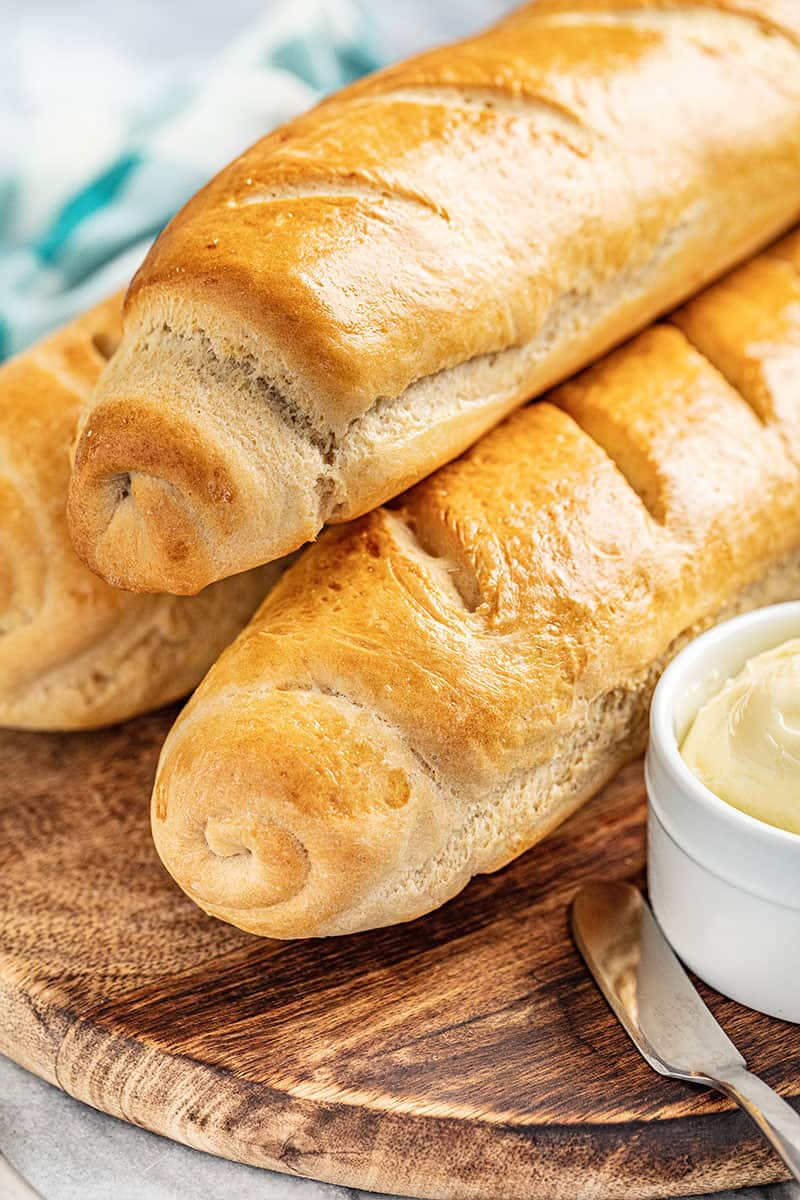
[2,1007,788,1200]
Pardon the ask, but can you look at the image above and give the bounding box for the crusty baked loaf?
[68,0,800,594]
[0,297,280,731]
[152,228,800,938]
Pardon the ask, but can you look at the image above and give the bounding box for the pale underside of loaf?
[151,232,800,937]
[0,298,280,731]
[69,2,800,592]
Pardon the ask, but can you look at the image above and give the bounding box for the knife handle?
[715,1064,800,1184]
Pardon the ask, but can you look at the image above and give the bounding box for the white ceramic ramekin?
[646,601,800,1023]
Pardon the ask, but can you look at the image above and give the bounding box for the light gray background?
[0,2,796,1198]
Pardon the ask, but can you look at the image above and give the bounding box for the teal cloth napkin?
[0,0,377,361]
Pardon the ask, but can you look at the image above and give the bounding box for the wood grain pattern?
[0,711,796,1199]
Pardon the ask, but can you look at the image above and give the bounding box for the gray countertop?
[0,2,795,1198]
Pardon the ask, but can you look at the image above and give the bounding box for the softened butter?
[681,638,800,835]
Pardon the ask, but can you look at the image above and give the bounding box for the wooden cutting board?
[0,710,796,1200]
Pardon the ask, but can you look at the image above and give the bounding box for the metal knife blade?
[571,879,744,1083]
[571,880,800,1184]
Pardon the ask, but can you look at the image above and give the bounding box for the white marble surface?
[0,2,796,1198]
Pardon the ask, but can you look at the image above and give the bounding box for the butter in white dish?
[681,639,800,835]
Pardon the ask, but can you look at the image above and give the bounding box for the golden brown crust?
[672,230,800,444]
[506,0,800,37]
[0,298,279,731]
[68,0,800,593]
[152,230,800,937]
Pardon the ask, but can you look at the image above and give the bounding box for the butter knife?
[571,880,800,1184]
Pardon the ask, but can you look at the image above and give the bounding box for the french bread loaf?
[152,228,800,937]
[68,0,800,594]
[0,297,279,730]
